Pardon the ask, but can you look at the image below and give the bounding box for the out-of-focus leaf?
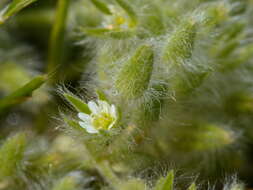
[80,27,134,38]
[0,133,26,180]
[0,75,47,113]
[47,0,70,78]
[0,0,38,24]
[90,0,112,15]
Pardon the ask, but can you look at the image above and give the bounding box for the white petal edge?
[88,101,99,114]
[79,122,99,134]
[110,104,117,118]
[78,113,91,121]
[108,120,116,129]
[98,100,109,113]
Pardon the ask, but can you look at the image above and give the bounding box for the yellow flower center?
[92,112,114,130]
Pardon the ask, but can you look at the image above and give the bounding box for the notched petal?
[88,101,99,114]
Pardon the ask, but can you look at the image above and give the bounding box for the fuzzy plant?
[0,0,253,189]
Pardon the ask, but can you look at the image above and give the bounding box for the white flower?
[78,100,117,134]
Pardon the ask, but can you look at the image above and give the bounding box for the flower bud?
[116,44,154,99]
[163,20,196,65]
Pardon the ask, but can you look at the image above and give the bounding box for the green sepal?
[63,93,91,114]
[96,89,108,101]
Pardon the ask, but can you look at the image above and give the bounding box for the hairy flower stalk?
[116,44,154,99]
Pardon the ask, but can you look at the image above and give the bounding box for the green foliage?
[0,63,31,93]
[116,44,154,99]
[0,0,37,24]
[63,93,90,114]
[118,179,146,190]
[89,0,112,15]
[0,133,26,180]
[170,123,235,152]
[0,0,253,189]
[0,75,47,113]
[163,20,196,65]
[114,0,137,26]
[154,170,174,190]
[47,0,70,79]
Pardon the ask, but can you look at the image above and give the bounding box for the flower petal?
[78,113,91,121]
[110,104,117,118]
[98,100,109,113]
[88,101,99,114]
[79,122,99,134]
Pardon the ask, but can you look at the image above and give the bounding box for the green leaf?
[0,133,26,180]
[154,170,174,190]
[80,27,134,39]
[108,30,135,39]
[90,0,112,15]
[63,93,91,114]
[0,75,47,113]
[188,183,197,190]
[0,0,37,24]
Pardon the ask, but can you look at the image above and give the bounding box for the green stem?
[47,0,70,81]
[83,143,121,189]
[95,160,121,187]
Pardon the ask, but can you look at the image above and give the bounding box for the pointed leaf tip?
[90,0,112,15]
